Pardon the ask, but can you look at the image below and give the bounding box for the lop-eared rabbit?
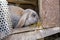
[9,5,39,28]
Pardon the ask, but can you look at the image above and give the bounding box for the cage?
[1,0,60,40]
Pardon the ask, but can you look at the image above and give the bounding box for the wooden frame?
[4,0,60,40]
[7,0,36,6]
[38,0,42,18]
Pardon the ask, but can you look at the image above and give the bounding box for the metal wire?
[0,0,12,39]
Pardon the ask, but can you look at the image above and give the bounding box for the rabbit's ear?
[16,12,29,28]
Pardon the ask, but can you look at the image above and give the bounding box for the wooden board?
[4,27,60,40]
[7,0,36,6]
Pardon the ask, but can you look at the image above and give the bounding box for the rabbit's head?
[24,9,39,26]
[16,9,39,28]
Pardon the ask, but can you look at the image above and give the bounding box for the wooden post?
[38,0,44,40]
[38,0,42,18]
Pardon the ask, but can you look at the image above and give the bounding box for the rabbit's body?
[9,5,24,28]
[9,5,39,28]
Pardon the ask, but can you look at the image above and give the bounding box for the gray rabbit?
[9,5,39,28]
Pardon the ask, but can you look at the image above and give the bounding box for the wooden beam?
[38,0,42,19]
[7,0,36,6]
[5,27,60,40]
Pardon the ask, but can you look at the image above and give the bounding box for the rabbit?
[9,5,39,28]
[16,9,39,28]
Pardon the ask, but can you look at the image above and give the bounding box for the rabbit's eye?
[32,13,36,17]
